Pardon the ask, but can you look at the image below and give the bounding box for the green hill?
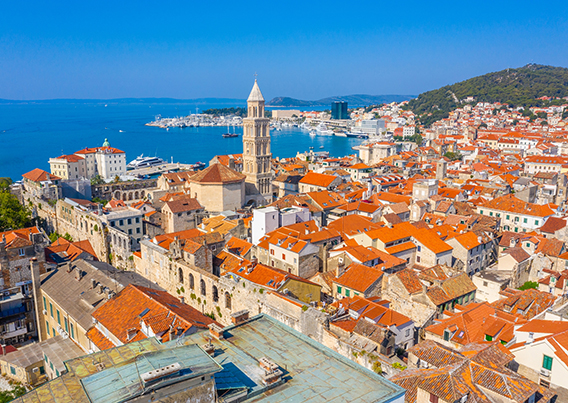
[405,64,568,127]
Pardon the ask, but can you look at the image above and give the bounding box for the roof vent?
[140,362,182,385]
[259,357,283,385]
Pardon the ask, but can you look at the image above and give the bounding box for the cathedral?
[242,80,273,205]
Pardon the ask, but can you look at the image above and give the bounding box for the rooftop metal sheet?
[182,315,406,403]
[80,344,221,403]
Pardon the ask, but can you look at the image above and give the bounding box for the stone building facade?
[91,178,157,203]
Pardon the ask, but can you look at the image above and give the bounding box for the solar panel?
[139,308,150,317]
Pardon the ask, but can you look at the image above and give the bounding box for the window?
[483,281,488,287]
[416,256,421,263]
[443,330,450,341]
[10,366,15,375]
[345,289,350,297]
[535,220,540,225]
[136,227,140,234]
[527,243,531,248]
[70,323,74,339]
[136,217,140,223]
[57,310,60,325]
[282,253,286,260]
[64,318,68,332]
[18,248,25,256]
[46,321,50,336]
[119,220,124,226]
[405,329,411,337]
[489,212,493,216]
[479,210,484,214]
[128,229,133,235]
[429,394,439,403]
[50,303,53,318]
[523,218,528,224]
[337,286,342,294]
[506,214,510,220]
[543,355,553,370]
[270,249,274,255]
[127,218,132,225]
[43,296,46,310]
[417,245,421,252]
[485,334,493,341]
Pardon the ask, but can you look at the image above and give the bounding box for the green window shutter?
[337,286,342,294]
[523,218,528,223]
[52,328,55,337]
[57,310,60,325]
[50,303,53,317]
[46,321,50,336]
[480,210,484,214]
[10,367,15,375]
[345,289,351,297]
[506,215,510,220]
[489,212,493,216]
[485,334,493,341]
[71,323,74,339]
[43,296,46,310]
[535,220,539,225]
[527,243,531,248]
[64,318,68,332]
[40,366,45,375]
[543,355,553,370]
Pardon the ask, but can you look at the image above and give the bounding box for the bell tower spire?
[242,79,272,205]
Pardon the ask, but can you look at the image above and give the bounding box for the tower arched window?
[188,273,195,289]
[225,292,231,309]
[213,286,219,302]
[200,279,206,296]
[178,267,183,284]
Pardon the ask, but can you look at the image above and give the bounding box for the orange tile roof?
[22,168,61,182]
[333,263,383,293]
[189,163,246,184]
[90,284,217,345]
[86,327,116,351]
[480,194,555,217]
[299,171,338,187]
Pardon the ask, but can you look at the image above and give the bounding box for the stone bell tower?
[242,80,273,205]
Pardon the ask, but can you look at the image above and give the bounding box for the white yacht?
[127,155,166,170]
[315,123,334,136]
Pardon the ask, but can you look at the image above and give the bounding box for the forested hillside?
[405,64,568,127]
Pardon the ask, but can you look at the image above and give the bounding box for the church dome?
[102,138,110,147]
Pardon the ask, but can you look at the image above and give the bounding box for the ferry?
[315,123,334,136]
[127,155,166,170]
[222,133,239,138]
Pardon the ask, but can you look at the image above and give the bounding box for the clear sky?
[1,1,568,101]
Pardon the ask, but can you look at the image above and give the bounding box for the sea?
[0,101,365,180]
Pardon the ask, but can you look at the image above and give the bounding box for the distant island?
[266,94,416,107]
[405,64,568,127]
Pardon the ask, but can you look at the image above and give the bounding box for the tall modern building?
[242,80,273,205]
[331,101,349,120]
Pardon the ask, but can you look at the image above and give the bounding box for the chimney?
[168,325,176,341]
[30,258,43,341]
[98,284,105,294]
[126,327,137,341]
[28,229,33,242]
[91,279,97,289]
[179,296,185,304]
[75,269,83,281]
[259,357,283,386]
[231,310,249,325]
[208,323,225,340]
[336,257,346,278]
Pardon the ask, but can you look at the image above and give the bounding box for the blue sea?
[0,101,364,180]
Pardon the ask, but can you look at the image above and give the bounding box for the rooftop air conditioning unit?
[540,368,550,377]
[42,309,47,315]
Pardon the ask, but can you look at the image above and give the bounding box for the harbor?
[127,162,204,178]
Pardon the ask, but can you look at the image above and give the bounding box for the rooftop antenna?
[254,72,258,81]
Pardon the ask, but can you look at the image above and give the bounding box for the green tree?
[518,281,539,291]
[90,175,104,185]
[0,385,26,402]
[48,232,73,243]
[92,197,108,206]
[444,152,463,161]
[0,188,32,232]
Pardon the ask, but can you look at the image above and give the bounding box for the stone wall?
[92,179,157,202]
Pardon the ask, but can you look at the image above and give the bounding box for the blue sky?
[1,1,568,100]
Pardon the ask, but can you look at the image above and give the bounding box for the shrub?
[519,281,539,291]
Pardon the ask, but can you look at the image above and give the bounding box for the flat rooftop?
[184,315,405,402]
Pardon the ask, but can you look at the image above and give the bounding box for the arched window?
[188,274,194,289]
[122,192,127,201]
[134,191,139,199]
[141,190,145,198]
[225,292,231,309]
[128,192,133,201]
[114,191,121,199]
[200,279,206,296]
[178,267,183,284]
[213,286,219,302]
